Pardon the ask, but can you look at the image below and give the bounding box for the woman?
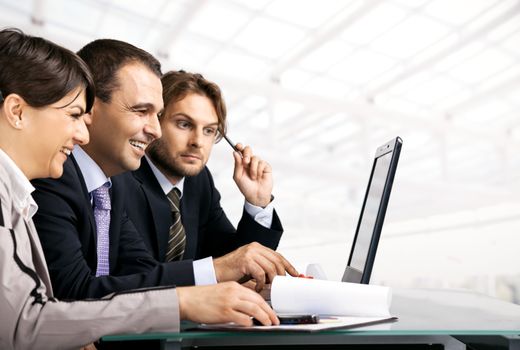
[0,29,277,350]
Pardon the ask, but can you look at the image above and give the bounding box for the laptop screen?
[342,137,402,284]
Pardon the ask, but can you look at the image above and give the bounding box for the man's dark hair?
[77,39,162,103]
[0,28,95,111]
[161,70,227,142]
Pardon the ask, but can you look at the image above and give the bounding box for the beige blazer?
[0,165,180,350]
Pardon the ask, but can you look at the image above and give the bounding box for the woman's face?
[24,87,89,179]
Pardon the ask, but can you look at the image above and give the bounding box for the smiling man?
[31,40,296,304]
[120,70,291,290]
[31,40,179,300]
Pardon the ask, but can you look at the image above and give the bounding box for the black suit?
[117,157,283,262]
[31,156,194,300]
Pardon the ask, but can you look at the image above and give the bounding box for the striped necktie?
[92,182,111,276]
[166,188,186,262]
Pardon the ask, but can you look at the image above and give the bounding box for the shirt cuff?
[244,200,274,228]
[193,257,218,285]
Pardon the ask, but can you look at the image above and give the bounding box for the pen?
[222,133,242,156]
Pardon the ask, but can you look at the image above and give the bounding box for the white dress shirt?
[73,146,112,195]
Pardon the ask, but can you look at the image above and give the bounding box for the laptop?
[229,138,402,325]
[341,136,402,284]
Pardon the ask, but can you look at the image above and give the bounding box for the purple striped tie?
[92,182,111,276]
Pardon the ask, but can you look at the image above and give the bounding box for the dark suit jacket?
[117,157,283,262]
[31,156,195,300]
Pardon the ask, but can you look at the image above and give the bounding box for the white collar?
[145,155,184,198]
[73,145,111,193]
[0,149,38,219]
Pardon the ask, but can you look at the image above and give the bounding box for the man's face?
[147,93,218,180]
[84,62,163,177]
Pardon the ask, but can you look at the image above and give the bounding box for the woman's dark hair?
[161,70,227,142]
[0,28,95,112]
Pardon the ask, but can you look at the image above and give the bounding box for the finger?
[233,151,244,180]
[261,161,272,177]
[238,293,278,326]
[241,145,252,164]
[229,310,255,327]
[248,156,260,180]
[281,256,299,277]
[235,143,245,152]
[259,284,271,301]
[269,258,285,282]
[241,280,257,291]
[257,250,285,278]
[254,296,279,326]
[245,246,281,277]
[248,254,278,290]
[240,303,270,326]
[274,249,298,276]
[245,260,267,292]
[257,160,267,178]
[273,254,287,276]
[255,247,299,277]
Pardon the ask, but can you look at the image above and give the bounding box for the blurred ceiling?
[1,0,520,263]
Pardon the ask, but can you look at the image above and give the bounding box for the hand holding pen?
[222,134,273,208]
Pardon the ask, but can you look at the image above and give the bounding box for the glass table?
[103,288,520,349]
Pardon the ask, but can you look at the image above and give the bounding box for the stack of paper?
[200,276,396,332]
[271,276,392,317]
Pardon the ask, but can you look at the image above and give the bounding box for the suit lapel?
[135,159,171,261]
[25,219,54,295]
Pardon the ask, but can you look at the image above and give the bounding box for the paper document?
[199,276,395,332]
[200,316,396,332]
[271,276,392,317]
